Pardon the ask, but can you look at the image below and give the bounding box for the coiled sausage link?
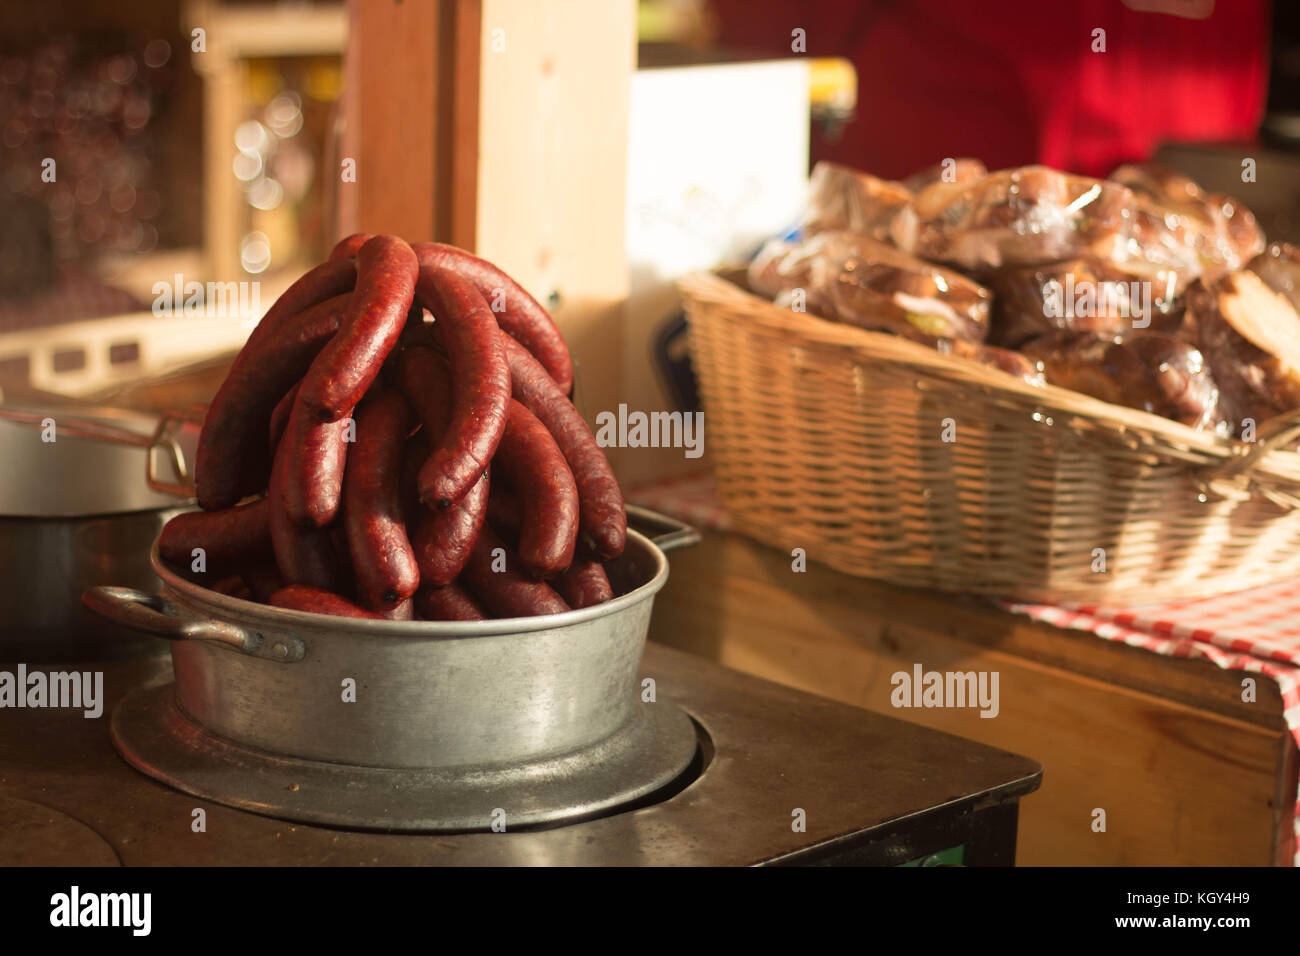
[270,585,380,619]
[342,389,420,612]
[460,525,571,618]
[411,267,510,507]
[499,331,626,559]
[396,346,489,585]
[268,426,341,589]
[195,292,351,510]
[492,400,579,578]
[413,242,573,394]
[299,235,418,422]
[159,498,272,577]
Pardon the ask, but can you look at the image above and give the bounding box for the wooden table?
[647,529,1299,866]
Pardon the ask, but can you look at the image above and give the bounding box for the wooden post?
[442,0,482,250]
[340,0,483,246]
[341,0,442,241]
[343,0,634,462]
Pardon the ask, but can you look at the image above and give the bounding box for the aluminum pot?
[0,405,196,660]
[82,509,702,830]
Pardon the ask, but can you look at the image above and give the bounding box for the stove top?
[0,643,1041,865]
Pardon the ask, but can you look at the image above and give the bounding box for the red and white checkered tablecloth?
[627,472,731,534]
[628,473,1300,864]
[1001,588,1300,865]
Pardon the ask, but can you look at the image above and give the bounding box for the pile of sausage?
[159,235,626,621]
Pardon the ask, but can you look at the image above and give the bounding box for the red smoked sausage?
[195,292,351,510]
[485,478,523,543]
[498,331,626,559]
[412,267,511,507]
[241,561,285,604]
[411,470,488,587]
[278,394,353,528]
[395,347,490,584]
[267,381,300,455]
[492,400,579,577]
[398,431,429,529]
[382,598,415,621]
[460,525,571,618]
[554,559,614,609]
[414,584,487,621]
[268,429,341,589]
[245,258,357,351]
[328,233,372,263]
[413,242,573,394]
[329,525,358,598]
[395,346,453,446]
[299,235,418,421]
[210,575,250,598]
[342,390,420,612]
[270,585,381,619]
[159,498,272,576]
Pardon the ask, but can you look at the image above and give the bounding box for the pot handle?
[82,586,304,662]
[0,405,201,500]
[625,504,701,553]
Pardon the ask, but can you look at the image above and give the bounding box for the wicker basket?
[678,270,1300,603]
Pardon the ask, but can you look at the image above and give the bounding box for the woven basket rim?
[678,269,1300,487]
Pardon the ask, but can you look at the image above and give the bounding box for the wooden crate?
[648,530,1298,866]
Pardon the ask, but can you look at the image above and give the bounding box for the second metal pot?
[0,405,195,660]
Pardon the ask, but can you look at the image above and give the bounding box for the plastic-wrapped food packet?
[902,157,987,193]
[1110,164,1208,221]
[985,257,1188,348]
[891,165,1137,272]
[803,161,913,241]
[1248,242,1300,313]
[1111,163,1265,276]
[1219,195,1267,266]
[1020,330,1225,431]
[1134,195,1263,277]
[895,328,1046,387]
[1129,200,1208,275]
[747,230,991,342]
[1185,270,1300,430]
[747,236,798,297]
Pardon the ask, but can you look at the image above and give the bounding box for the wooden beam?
[442,0,482,249]
[341,0,635,446]
[343,0,441,240]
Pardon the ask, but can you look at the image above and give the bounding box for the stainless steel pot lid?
[0,405,196,517]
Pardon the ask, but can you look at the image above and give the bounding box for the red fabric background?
[711,0,1270,177]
